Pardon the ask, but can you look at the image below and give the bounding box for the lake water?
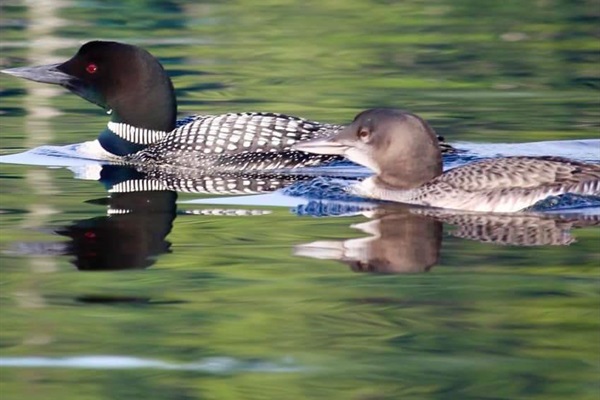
[0,1,599,399]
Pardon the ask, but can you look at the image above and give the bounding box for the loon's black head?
[293,108,444,189]
[2,41,177,132]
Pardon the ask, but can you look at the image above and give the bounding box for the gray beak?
[292,133,349,155]
[2,63,72,86]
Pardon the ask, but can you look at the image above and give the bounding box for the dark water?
[1,1,599,399]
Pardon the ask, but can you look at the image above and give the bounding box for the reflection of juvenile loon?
[295,205,600,274]
[2,41,453,170]
[293,109,600,212]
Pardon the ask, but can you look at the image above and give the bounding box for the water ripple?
[0,355,304,373]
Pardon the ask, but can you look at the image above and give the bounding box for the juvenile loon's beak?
[292,134,350,155]
[2,63,73,86]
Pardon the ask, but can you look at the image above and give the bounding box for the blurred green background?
[0,1,599,399]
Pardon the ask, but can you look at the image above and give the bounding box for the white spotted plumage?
[117,111,451,170]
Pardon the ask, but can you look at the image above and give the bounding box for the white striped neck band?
[107,121,169,145]
[108,179,170,193]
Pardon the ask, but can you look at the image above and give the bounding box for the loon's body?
[125,112,343,170]
[2,41,453,170]
[293,109,600,213]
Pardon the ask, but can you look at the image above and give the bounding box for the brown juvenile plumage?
[293,109,600,212]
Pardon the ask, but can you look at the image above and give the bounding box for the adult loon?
[293,108,600,212]
[2,40,452,170]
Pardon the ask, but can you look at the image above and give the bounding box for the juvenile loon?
[2,41,452,170]
[293,108,600,213]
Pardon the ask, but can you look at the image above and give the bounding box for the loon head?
[2,41,177,133]
[293,108,443,189]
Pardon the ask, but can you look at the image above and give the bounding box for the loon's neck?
[98,55,178,157]
[98,114,170,157]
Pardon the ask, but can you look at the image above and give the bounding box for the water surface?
[0,1,599,399]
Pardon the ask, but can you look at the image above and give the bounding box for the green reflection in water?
[0,0,599,399]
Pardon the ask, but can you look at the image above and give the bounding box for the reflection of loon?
[59,189,177,270]
[294,108,600,212]
[10,165,313,270]
[415,208,600,245]
[296,206,442,273]
[2,40,454,170]
[294,205,600,274]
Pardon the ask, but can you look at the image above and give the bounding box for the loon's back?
[352,156,600,213]
[125,112,454,170]
[126,112,345,170]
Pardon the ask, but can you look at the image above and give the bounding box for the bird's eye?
[86,63,98,74]
[358,129,370,141]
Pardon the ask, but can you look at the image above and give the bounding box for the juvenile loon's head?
[293,108,443,189]
[2,41,177,133]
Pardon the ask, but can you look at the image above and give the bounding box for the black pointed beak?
[2,63,100,107]
[2,63,72,86]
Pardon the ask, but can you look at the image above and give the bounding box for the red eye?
[86,63,98,74]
